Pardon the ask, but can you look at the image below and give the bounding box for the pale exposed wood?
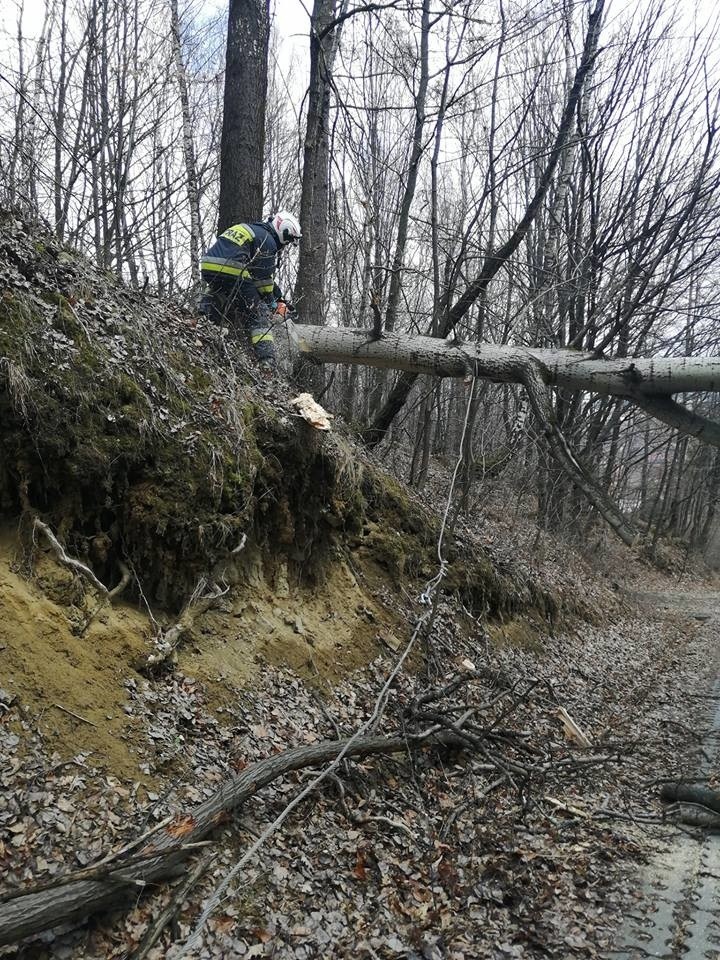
[33,519,109,596]
[294,325,720,399]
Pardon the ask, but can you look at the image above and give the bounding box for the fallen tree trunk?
[294,325,720,400]
[0,731,463,947]
[660,781,720,814]
[292,324,720,542]
[294,325,720,467]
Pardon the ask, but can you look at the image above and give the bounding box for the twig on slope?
[51,703,96,727]
[440,776,508,838]
[321,772,416,840]
[129,851,215,960]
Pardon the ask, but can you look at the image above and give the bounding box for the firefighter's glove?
[274,300,297,319]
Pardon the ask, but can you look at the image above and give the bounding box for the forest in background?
[2,0,720,561]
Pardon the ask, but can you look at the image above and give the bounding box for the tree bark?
[218,0,270,230]
[294,322,720,539]
[0,731,464,947]
[384,0,430,333]
[294,0,342,324]
[294,325,720,400]
[292,0,346,392]
[170,0,202,293]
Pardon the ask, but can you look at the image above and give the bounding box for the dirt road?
[610,591,720,960]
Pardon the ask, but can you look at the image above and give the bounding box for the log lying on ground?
[660,781,720,814]
[0,731,465,947]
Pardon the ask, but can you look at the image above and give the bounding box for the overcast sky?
[2,0,717,57]
[1,0,717,100]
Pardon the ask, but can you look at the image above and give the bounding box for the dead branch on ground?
[0,729,471,947]
[128,851,215,960]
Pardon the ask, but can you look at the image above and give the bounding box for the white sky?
[1,0,311,46]
[273,0,311,45]
[2,0,717,63]
[0,0,312,71]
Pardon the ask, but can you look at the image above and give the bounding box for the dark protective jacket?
[201,221,282,301]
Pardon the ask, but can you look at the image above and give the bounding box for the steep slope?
[0,208,589,684]
[0,210,655,959]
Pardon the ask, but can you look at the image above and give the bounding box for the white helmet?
[271,210,302,246]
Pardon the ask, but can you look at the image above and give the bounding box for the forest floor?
[2,210,720,958]
[1,519,719,960]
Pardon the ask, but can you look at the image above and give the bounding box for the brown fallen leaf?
[211,914,236,935]
[353,846,368,881]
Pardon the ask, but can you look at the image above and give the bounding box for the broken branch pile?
[0,730,464,946]
[0,664,617,949]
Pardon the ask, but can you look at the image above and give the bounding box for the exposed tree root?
[32,519,134,635]
[145,579,230,669]
[144,531,248,669]
[33,518,109,596]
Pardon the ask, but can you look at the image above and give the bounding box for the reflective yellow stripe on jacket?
[200,256,252,279]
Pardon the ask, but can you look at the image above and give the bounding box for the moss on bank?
[0,211,582,632]
[0,233,364,608]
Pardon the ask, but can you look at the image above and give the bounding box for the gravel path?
[610,591,720,960]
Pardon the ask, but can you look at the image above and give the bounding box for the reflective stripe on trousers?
[200,285,276,363]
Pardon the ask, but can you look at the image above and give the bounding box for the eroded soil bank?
[3,211,720,958]
[2,537,718,959]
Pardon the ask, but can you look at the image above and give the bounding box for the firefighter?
[199,210,301,374]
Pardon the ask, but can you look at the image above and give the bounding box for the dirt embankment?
[0,209,601,779]
[5,210,710,960]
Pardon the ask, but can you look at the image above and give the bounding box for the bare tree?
[218,0,270,229]
[170,0,202,293]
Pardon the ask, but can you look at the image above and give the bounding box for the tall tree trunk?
[170,0,202,294]
[218,0,270,230]
[54,0,69,238]
[384,0,430,333]
[293,0,346,391]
